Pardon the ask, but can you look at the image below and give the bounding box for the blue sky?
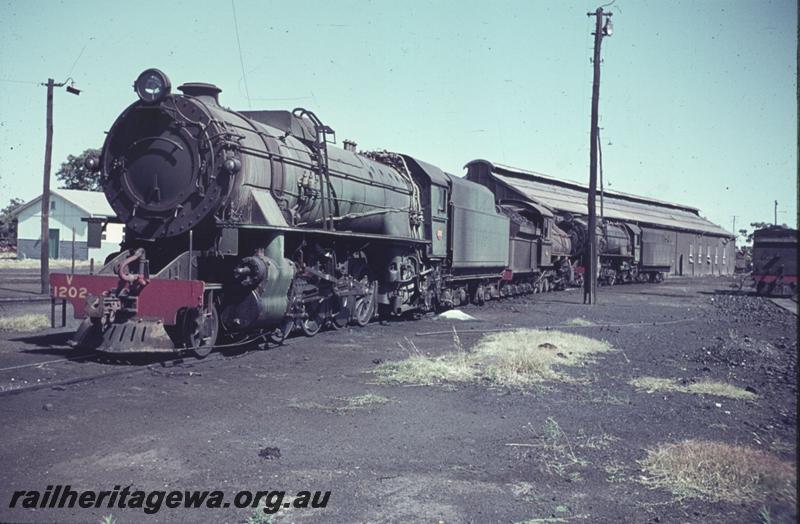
[0,0,796,240]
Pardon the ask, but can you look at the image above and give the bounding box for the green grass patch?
[0,314,50,333]
[374,329,613,388]
[640,439,796,504]
[630,376,757,400]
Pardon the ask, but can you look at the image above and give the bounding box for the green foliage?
[738,222,788,245]
[55,148,101,191]
[0,197,24,243]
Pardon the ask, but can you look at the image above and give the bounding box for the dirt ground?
[0,275,796,523]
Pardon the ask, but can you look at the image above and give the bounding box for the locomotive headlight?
[134,68,171,103]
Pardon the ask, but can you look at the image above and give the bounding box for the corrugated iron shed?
[465,160,732,237]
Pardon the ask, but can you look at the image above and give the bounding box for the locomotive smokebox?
[101,72,236,238]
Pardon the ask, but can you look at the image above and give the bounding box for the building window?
[101,232,107,241]
[50,201,56,210]
[722,247,727,265]
[707,245,711,263]
[714,247,718,265]
[689,244,694,263]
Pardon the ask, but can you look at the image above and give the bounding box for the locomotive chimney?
[177,82,222,105]
[343,139,357,152]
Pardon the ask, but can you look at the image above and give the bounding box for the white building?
[12,189,123,263]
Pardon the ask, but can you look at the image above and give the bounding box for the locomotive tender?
[751,226,798,297]
[50,69,665,357]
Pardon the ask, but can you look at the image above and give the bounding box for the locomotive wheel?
[473,286,485,306]
[267,318,293,345]
[607,275,616,286]
[301,300,325,337]
[353,281,376,327]
[184,303,219,358]
[332,295,351,329]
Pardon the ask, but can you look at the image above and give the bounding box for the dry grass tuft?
[0,257,91,270]
[374,329,613,388]
[288,393,391,413]
[565,317,595,326]
[341,394,391,407]
[630,376,757,400]
[640,440,796,504]
[0,314,50,333]
[374,353,474,386]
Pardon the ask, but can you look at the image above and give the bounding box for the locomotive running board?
[219,223,431,244]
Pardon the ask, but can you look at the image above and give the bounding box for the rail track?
[0,332,275,397]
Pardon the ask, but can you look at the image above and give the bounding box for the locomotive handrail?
[293,108,337,231]
[128,136,185,152]
[234,144,413,194]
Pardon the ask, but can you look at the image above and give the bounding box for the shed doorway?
[48,229,59,259]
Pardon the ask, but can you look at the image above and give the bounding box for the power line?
[66,38,93,78]
[0,78,39,85]
[231,0,252,109]
[249,96,313,102]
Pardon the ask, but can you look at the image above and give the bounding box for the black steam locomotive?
[51,69,666,357]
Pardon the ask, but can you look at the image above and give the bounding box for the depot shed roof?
[11,189,114,218]
[465,160,732,237]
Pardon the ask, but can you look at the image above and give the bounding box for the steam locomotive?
[50,69,665,357]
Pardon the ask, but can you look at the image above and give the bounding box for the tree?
[0,197,24,247]
[738,221,788,245]
[55,148,101,191]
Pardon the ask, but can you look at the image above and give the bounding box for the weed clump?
[640,439,796,504]
[374,328,612,388]
[0,314,50,333]
[630,376,757,400]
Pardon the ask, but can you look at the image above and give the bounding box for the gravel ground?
[0,276,795,523]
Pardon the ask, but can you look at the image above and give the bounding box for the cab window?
[436,187,447,213]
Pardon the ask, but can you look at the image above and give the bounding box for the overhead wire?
[231,0,252,109]
[0,78,39,85]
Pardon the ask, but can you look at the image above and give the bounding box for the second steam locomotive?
[51,69,668,357]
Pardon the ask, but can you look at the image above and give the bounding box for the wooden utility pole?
[584,7,613,305]
[39,77,78,294]
[40,78,55,295]
[774,200,778,225]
